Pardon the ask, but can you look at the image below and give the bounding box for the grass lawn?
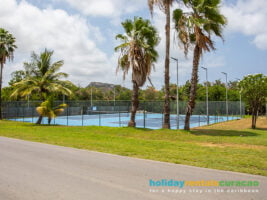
[0,117,266,176]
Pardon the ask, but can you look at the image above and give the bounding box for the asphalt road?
[0,136,266,200]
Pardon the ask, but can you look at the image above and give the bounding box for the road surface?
[0,136,266,200]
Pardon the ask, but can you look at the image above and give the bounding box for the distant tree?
[115,17,159,127]
[1,86,14,101]
[209,84,225,101]
[142,86,158,101]
[238,74,267,129]
[8,70,26,86]
[195,84,206,101]
[228,80,238,90]
[214,79,225,87]
[117,86,132,100]
[0,28,17,119]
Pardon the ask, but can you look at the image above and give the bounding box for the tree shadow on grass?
[191,129,259,137]
[255,127,267,131]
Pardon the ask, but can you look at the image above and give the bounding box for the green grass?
[0,119,266,176]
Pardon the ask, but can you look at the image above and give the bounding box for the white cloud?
[0,0,122,87]
[56,0,145,18]
[222,0,267,49]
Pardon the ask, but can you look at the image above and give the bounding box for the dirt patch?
[193,117,267,130]
[195,142,267,150]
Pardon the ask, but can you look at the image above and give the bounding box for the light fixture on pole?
[201,66,209,125]
[171,57,179,129]
[222,72,228,121]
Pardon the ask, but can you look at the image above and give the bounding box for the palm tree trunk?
[184,45,201,130]
[0,62,3,120]
[48,117,52,125]
[36,89,46,124]
[36,116,43,124]
[128,81,139,127]
[163,3,171,129]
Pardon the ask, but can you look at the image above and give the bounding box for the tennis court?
[12,111,240,129]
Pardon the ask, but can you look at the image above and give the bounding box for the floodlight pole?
[201,66,209,125]
[171,57,179,129]
[222,72,228,121]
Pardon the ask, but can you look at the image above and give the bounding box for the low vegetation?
[0,117,266,176]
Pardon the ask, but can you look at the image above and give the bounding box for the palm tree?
[115,17,159,127]
[148,0,177,129]
[36,97,67,125]
[173,0,226,130]
[11,49,72,124]
[0,28,17,119]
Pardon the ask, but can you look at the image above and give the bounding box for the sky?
[0,0,266,89]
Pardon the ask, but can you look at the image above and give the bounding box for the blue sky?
[1,0,266,89]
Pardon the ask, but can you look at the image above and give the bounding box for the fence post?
[6,103,9,119]
[16,103,18,121]
[22,105,25,122]
[67,106,69,126]
[82,107,84,126]
[143,110,146,129]
[119,105,121,127]
[99,111,101,126]
[31,106,34,123]
[143,102,146,129]
[162,112,164,128]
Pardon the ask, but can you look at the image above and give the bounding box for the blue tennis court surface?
[11,113,240,129]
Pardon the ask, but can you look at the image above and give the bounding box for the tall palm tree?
[173,0,226,130]
[0,28,17,119]
[148,0,177,129]
[115,17,159,127]
[11,49,72,124]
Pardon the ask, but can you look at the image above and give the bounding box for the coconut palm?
[36,96,67,125]
[11,49,72,124]
[115,17,159,127]
[0,28,17,119]
[173,0,226,130]
[148,0,178,129]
